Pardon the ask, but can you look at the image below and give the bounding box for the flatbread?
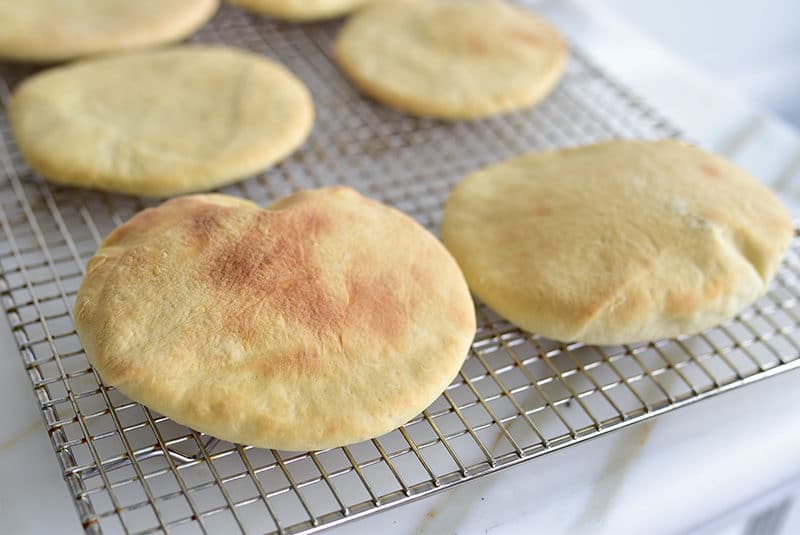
[74,187,476,450]
[333,0,567,119]
[442,140,793,345]
[0,0,219,63]
[9,45,314,197]
[226,0,377,21]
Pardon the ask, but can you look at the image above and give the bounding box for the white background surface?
[2,1,800,534]
[606,0,800,127]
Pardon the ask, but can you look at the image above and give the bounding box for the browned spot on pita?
[346,272,405,346]
[184,206,224,247]
[597,287,653,330]
[667,291,700,317]
[667,277,728,316]
[451,284,476,333]
[510,28,543,47]
[85,255,111,277]
[532,204,553,217]
[766,213,794,234]
[210,209,328,339]
[257,350,323,376]
[109,196,227,247]
[208,204,406,349]
[574,298,605,326]
[573,256,656,327]
[104,207,166,245]
[700,162,723,178]
[466,35,490,55]
[100,353,144,384]
[301,210,332,237]
[412,252,474,334]
[411,255,435,295]
[285,351,322,373]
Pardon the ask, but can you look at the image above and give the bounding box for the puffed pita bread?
[9,46,313,197]
[0,0,218,62]
[442,140,793,345]
[334,0,566,119]
[75,187,476,450]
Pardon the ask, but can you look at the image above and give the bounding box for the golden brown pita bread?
[75,187,475,450]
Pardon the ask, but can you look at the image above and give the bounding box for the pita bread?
[442,140,793,345]
[0,0,218,63]
[333,0,567,119]
[9,45,313,197]
[226,0,378,21]
[75,187,475,450]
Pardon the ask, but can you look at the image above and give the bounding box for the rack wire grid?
[1,4,799,535]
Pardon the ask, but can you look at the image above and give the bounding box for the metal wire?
[1,4,799,534]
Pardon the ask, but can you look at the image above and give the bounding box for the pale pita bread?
[334,0,566,119]
[10,46,314,197]
[0,0,218,62]
[442,140,793,345]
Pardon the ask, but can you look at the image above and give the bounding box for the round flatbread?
[226,0,377,21]
[442,140,793,345]
[333,0,567,119]
[0,0,219,63]
[9,45,314,197]
[74,187,476,450]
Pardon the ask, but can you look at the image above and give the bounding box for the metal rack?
[1,4,799,534]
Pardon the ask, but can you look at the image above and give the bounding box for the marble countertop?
[2,1,800,534]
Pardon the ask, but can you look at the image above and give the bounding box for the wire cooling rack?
[1,4,800,534]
